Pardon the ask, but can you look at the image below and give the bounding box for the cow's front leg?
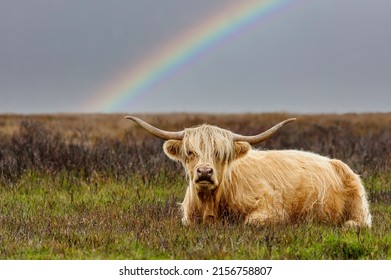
[245,209,286,226]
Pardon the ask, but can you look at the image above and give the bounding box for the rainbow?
[89,0,295,112]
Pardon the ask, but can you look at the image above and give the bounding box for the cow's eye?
[186,150,197,161]
[214,151,226,162]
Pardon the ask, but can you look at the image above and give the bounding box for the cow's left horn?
[125,116,184,140]
[232,118,296,144]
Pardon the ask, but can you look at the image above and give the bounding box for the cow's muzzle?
[196,166,213,182]
[194,166,216,192]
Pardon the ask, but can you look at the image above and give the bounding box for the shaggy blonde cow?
[126,116,372,228]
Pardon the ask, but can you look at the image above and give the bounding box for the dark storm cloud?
[0,0,390,113]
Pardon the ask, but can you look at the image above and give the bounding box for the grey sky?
[0,0,390,114]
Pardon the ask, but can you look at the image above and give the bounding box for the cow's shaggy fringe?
[182,125,236,163]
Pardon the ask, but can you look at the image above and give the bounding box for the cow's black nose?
[197,167,213,180]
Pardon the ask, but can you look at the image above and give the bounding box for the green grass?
[1,171,390,260]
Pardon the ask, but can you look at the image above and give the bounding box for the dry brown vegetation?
[1,113,390,181]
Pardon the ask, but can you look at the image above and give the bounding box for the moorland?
[0,113,390,259]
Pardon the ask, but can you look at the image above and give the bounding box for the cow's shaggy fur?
[162,124,371,227]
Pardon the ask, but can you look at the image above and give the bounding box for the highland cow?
[126,116,371,227]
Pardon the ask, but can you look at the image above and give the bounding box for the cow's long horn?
[232,118,296,144]
[125,116,184,140]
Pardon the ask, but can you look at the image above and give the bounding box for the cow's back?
[228,150,354,224]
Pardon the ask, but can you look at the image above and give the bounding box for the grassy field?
[0,113,390,259]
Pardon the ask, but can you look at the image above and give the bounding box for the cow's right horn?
[232,118,296,144]
[125,116,184,140]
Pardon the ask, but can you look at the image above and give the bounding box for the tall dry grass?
[1,113,390,183]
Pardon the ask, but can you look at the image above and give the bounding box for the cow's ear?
[233,141,251,159]
[163,140,183,161]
